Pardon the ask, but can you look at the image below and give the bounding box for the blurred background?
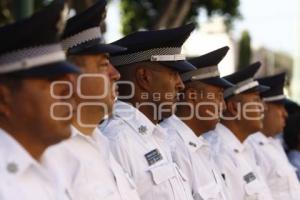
[0,0,299,103]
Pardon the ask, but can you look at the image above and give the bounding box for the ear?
[263,101,268,111]
[135,67,153,92]
[226,99,239,116]
[0,85,14,119]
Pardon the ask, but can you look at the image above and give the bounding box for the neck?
[176,107,206,137]
[221,120,250,142]
[72,108,105,135]
[138,104,159,124]
[124,98,159,125]
[261,127,275,138]
[1,125,46,161]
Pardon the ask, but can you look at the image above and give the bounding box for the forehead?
[189,81,223,92]
[268,102,284,109]
[82,53,110,65]
[241,92,261,100]
[147,62,176,73]
[203,83,223,92]
[93,53,109,60]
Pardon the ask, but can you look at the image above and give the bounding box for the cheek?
[153,73,175,90]
[198,105,210,116]
[15,88,52,121]
[161,79,176,93]
[79,76,107,97]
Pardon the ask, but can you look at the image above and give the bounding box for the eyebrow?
[102,53,109,59]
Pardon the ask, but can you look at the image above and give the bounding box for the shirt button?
[234,149,239,153]
[259,142,264,146]
[7,162,18,174]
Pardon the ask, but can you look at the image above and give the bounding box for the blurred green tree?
[238,30,252,70]
[120,0,241,35]
[0,0,99,25]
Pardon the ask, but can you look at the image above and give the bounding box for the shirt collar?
[113,100,160,137]
[0,128,41,177]
[249,131,270,145]
[162,115,208,153]
[71,125,110,159]
[215,123,245,153]
[71,125,96,142]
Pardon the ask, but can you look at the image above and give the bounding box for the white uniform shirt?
[160,115,231,200]
[205,123,274,200]
[41,126,140,200]
[245,132,300,200]
[100,101,193,200]
[0,129,67,200]
[288,150,300,180]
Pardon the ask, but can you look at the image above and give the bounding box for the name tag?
[145,149,163,166]
[244,172,256,183]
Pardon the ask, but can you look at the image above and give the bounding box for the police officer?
[160,46,233,200]
[100,24,196,200]
[41,1,141,200]
[245,72,300,200]
[205,62,275,200]
[0,0,80,199]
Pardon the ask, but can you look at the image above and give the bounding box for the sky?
[105,0,299,56]
[232,0,298,56]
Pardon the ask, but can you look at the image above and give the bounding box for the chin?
[210,122,218,131]
[161,112,173,120]
[46,128,71,146]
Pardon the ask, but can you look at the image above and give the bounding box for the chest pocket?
[269,167,289,190]
[244,180,264,200]
[124,172,137,190]
[176,166,189,182]
[194,184,221,200]
[148,163,176,185]
[275,167,286,178]
[67,184,115,200]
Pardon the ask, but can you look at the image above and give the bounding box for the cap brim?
[225,84,270,99]
[68,42,127,55]
[202,77,234,89]
[10,61,81,77]
[266,99,286,104]
[246,84,270,94]
[159,60,196,73]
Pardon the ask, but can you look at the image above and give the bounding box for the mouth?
[112,84,119,99]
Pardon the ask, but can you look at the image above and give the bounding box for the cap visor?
[243,84,270,94]
[202,77,234,89]
[10,61,80,77]
[68,43,126,55]
[159,60,196,73]
[267,99,286,104]
[225,84,270,99]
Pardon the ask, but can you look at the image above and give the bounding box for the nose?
[109,63,121,81]
[282,106,288,119]
[220,97,226,113]
[59,73,77,97]
[175,74,185,92]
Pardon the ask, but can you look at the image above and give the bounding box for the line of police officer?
[0,0,299,200]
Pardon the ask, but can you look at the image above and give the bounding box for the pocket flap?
[275,168,285,177]
[148,163,176,184]
[176,166,188,182]
[196,183,221,199]
[124,172,137,189]
[69,184,114,200]
[244,180,264,195]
